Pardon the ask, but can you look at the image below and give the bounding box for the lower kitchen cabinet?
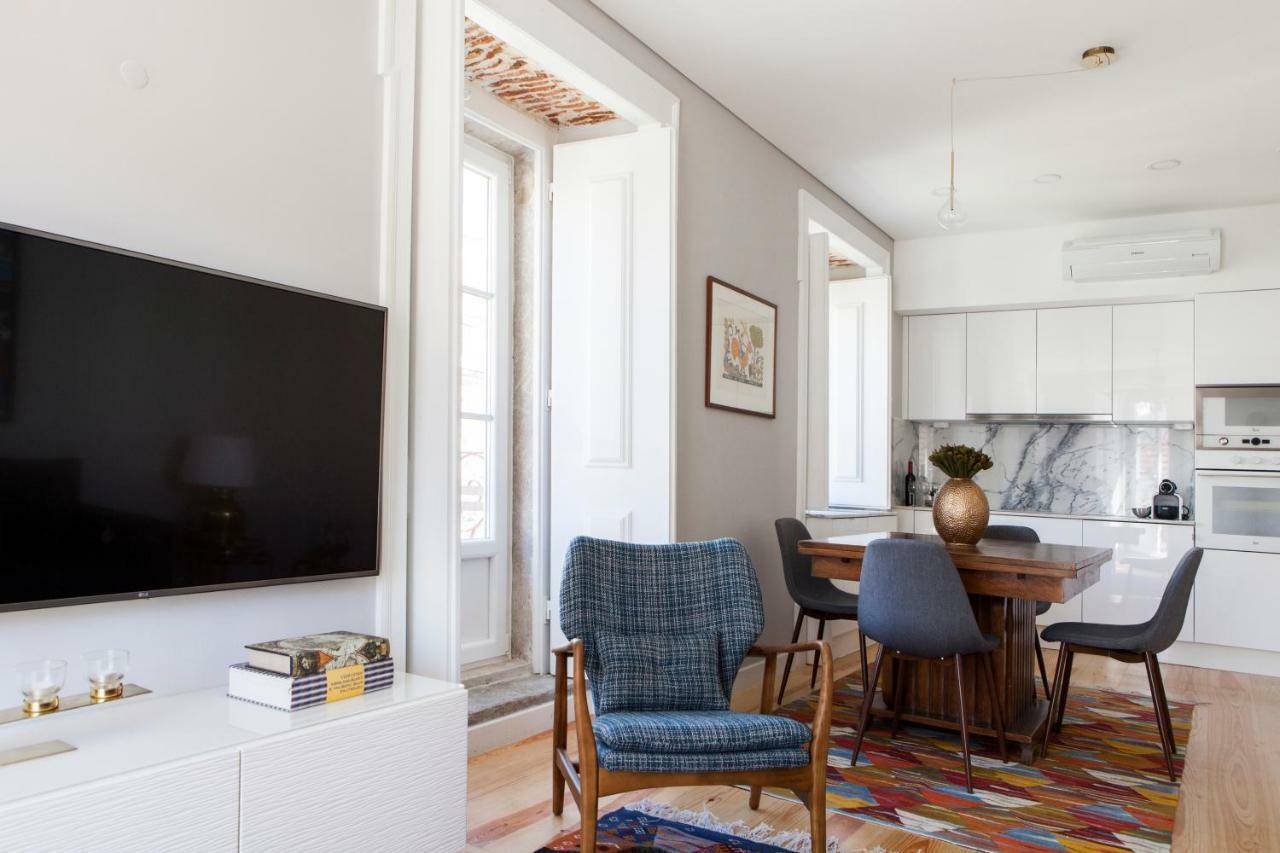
[1082,521,1195,643]
[1195,549,1280,652]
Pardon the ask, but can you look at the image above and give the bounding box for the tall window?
[460,165,495,540]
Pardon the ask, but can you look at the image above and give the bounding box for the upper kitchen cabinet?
[1113,302,1194,422]
[1196,289,1280,385]
[1037,306,1112,415]
[967,310,1036,415]
[908,313,966,421]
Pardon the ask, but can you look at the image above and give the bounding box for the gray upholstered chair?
[850,538,1007,792]
[1040,547,1203,781]
[982,524,1053,699]
[775,518,868,702]
[552,536,835,850]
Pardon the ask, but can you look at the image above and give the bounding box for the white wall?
[0,0,402,693]
[548,0,893,643]
[894,202,1280,313]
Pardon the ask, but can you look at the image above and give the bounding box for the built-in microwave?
[1197,386,1280,447]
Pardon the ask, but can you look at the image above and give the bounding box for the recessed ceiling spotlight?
[1148,159,1182,171]
[931,186,951,197]
[1080,46,1117,69]
[1033,173,1062,184]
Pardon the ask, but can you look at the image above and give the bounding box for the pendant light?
[937,78,966,230]
[936,46,1116,232]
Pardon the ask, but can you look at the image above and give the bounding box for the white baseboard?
[1159,641,1280,677]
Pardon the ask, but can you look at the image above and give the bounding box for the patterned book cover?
[228,658,395,711]
[245,630,391,678]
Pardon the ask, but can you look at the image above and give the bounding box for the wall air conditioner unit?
[1062,229,1220,282]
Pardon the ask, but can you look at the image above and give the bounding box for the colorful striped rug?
[767,673,1192,852]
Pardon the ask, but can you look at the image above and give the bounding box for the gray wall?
[552,0,893,642]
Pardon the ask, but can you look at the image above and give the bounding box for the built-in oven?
[1198,386,1280,445]
[1195,450,1280,552]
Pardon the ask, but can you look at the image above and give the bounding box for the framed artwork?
[704,276,777,418]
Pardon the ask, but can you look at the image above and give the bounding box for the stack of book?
[228,630,394,711]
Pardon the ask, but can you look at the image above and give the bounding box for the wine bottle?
[905,459,916,507]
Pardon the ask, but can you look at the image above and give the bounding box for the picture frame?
[704,276,777,418]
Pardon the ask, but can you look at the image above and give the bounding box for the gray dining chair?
[775,518,869,703]
[1039,547,1203,781]
[982,524,1053,699]
[850,537,1007,792]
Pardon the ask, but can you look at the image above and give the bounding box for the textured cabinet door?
[1037,306,1112,414]
[1081,521,1195,642]
[1195,289,1280,385]
[0,752,239,853]
[966,310,1036,414]
[907,314,966,421]
[987,514,1085,626]
[1112,302,1194,422]
[239,689,468,853]
[1195,549,1280,652]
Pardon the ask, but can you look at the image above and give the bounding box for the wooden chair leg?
[850,646,887,764]
[1041,643,1071,759]
[952,654,974,792]
[890,659,908,738]
[1148,651,1177,757]
[1143,652,1177,782]
[858,630,870,694]
[1034,635,1052,700]
[1053,647,1075,731]
[980,651,1008,762]
[749,785,762,809]
[810,618,826,689]
[809,782,827,852]
[578,790,598,852]
[551,659,568,816]
[778,610,805,705]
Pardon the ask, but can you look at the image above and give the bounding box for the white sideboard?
[0,674,467,853]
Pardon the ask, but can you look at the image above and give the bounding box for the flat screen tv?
[0,225,385,612]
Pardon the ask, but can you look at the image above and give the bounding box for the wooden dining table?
[799,531,1112,762]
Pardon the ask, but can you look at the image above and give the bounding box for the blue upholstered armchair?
[551,537,834,850]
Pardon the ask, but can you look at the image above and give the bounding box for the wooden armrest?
[748,641,825,658]
[551,642,575,658]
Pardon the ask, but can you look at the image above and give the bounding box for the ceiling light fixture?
[1034,173,1063,184]
[937,45,1117,231]
[1147,159,1182,171]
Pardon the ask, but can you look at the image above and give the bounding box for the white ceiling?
[590,0,1280,238]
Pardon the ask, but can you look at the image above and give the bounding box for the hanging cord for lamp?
[943,63,1093,224]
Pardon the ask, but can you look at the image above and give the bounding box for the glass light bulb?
[937,195,968,230]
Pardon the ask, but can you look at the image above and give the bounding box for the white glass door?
[1195,471,1280,553]
[459,138,513,665]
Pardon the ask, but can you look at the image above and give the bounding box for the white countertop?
[891,505,1195,527]
[0,673,463,805]
[805,508,896,519]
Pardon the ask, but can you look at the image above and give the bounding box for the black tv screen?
[0,225,384,611]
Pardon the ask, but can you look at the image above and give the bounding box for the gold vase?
[932,477,989,546]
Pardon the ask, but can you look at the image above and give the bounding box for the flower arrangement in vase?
[927,444,994,546]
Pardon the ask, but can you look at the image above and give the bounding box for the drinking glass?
[84,649,130,701]
[17,659,67,714]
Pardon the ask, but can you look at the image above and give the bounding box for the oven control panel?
[1196,449,1280,470]
[1201,434,1277,450]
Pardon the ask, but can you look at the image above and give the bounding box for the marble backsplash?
[891,419,1195,518]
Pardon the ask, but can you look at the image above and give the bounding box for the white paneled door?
[827,275,891,508]
[549,129,673,652]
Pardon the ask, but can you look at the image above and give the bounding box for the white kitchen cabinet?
[1196,289,1280,385]
[1112,302,1194,423]
[893,507,915,533]
[908,313,966,421]
[988,513,1085,626]
[966,310,1036,414]
[1195,549,1280,652]
[1081,521,1195,642]
[914,509,936,535]
[1037,306,1112,415]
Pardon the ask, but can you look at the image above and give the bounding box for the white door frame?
[411,0,679,682]
[794,190,891,519]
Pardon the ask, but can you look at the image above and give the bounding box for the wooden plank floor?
[466,647,1280,852]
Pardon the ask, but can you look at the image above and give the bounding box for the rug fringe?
[626,799,880,853]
